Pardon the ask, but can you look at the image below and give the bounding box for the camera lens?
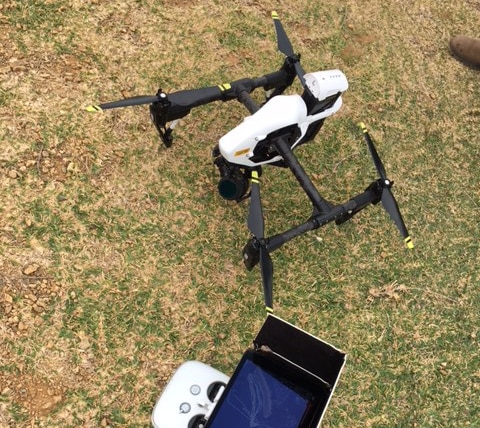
[214,156,249,201]
[218,175,248,200]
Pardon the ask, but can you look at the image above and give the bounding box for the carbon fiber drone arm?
[164,67,294,119]
[264,185,380,256]
[150,66,295,148]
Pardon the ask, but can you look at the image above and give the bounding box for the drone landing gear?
[272,137,333,215]
[241,135,398,272]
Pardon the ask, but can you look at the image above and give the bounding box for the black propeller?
[271,11,307,87]
[86,95,162,111]
[86,86,225,113]
[247,170,274,312]
[359,122,414,249]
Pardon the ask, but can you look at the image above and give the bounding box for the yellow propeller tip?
[358,121,367,130]
[404,237,414,249]
[266,306,273,313]
[86,105,102,113]
[272,11,279,19]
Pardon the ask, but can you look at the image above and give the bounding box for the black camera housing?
[213,155,250,201]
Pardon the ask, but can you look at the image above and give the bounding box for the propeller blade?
[260,246,274,312]
[359,122,413,249]
[381,187,414,249]
[271,11,306,87]
[86,95,161,112]
[247,170,264,239]
[246,170,275,311]
[272,11,294,57]
[294,62,307,88]
[359,122,387,180]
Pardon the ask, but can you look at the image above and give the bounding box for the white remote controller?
[151,361,230,428]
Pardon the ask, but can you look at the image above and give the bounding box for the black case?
[205,315,346,427]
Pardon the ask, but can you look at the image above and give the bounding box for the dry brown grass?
[1,1,479,427]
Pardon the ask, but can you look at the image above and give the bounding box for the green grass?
[1,1,479,427]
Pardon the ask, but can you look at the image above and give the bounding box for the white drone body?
[219,69,348,168]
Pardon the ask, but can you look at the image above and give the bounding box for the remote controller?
[151,361,230,428]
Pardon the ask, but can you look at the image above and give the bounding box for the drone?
[87,11,413,313]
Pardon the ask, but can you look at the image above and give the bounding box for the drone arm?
[265,204,347,254]
[237,89,261,114]
[165,85,233,122]
[151,71,293,148]
[262,68,292,91]
[234,68,294,113]
[165,68,292,120]
[273,137,333,214]
[266,220,317,253]
[334,182,381,225]
[262,59,297,99]
[265,185,380,254]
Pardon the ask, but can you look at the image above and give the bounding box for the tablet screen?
[206,351,325,428]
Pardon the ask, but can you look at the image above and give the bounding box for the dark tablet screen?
[205,350,327,428]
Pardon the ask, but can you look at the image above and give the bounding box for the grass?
[1,1,479,427]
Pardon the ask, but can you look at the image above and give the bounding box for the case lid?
[206,315,346,427]
[254,315,346,397]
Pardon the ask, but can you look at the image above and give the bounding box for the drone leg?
[335,182,381,225]
[266,185,380,254]
[273,137,333,214]
[237,90,260,114]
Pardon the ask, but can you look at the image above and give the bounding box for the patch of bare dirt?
[1,373,64,418]
[0,270,61,337]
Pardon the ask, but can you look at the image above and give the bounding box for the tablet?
[205,349,331,428]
